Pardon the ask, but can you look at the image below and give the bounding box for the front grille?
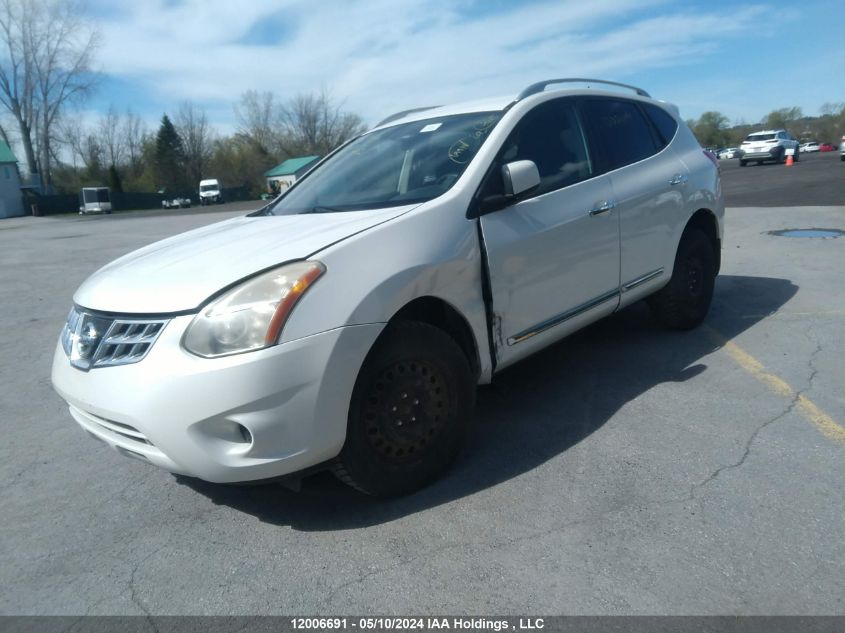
[61,307,168,370]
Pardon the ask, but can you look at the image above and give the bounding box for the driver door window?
[481,99,594,199]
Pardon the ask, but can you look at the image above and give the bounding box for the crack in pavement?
[689,331,827,501]
[688,393,799,501]
[126,539,174,631]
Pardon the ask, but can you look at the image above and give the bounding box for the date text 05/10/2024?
[290,617,546,631]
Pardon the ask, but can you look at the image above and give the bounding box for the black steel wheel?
[648,228,716,330]
[333,321,474,496]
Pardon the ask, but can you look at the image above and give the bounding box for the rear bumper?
[739,148,781,160]
[51,317,383,483]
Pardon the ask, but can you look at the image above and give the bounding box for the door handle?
[589,200,615,216]
[669,174,688,186]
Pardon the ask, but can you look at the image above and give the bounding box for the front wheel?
[648,228,715,330]
[333,321,475,496]
[739,159,747,167]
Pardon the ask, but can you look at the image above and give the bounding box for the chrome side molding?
[622,268,664,293]
[507,288,620,345]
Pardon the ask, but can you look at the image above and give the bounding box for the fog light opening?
[236,423,252,444]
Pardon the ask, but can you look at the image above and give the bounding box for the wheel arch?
[683,208,721,275]
[388,296,482,380]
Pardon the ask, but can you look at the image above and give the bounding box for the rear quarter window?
[582,98,659,171]
[642,103,678,148]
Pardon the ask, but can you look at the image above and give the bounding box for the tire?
[739,159,747,167]
[756,161,763,165]
[333,321,475,497]
[648,228,715,330]
[794,148,800,162]
[840,155,844,161]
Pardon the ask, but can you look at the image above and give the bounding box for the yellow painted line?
[706,327,845,443]
[796,395,845,443]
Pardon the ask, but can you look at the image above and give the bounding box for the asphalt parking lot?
[720,150,843,207]
[1,155,844,615]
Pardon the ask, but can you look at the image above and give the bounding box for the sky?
[32,0,845,140]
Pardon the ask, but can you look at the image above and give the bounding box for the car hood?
[74,206,415,314]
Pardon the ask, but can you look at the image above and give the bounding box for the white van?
[79,187,112,215]
[198,179,223,205]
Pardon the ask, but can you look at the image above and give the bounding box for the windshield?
[200,184,218,191]
[266,111,501,215]
[745,133,775,142]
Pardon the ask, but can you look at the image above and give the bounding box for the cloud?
[89,0,768,128]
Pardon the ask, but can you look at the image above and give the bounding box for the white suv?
[52,79,724,496]
[739,129,800,166]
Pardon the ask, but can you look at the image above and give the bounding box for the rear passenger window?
[642,103,678,148]
[491,99,593,197]
[582,99,658,171]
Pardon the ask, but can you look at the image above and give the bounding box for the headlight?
[183,261,325,358]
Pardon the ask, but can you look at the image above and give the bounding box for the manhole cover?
[768,228,844,238]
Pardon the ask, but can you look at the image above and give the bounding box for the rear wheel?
[739,159,747,167]
[333,321,475,496]
[648,228,715,330]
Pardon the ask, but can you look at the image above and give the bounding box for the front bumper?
[51,316,383,483]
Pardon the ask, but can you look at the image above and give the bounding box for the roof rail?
[375,105,441,127]
[517,78,650,100]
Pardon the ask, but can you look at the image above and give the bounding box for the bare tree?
[122,108,146,176]
[61,115,102,173]
[819,102,845,117]
[175,100,214,184]
[277,89,366,157]
[0,0,97,186]
[0,119,11,147]
[234,88,365,160]
[234,90,277,154]
[98,104,122,168]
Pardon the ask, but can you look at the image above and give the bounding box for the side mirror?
[502,160,540,197]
